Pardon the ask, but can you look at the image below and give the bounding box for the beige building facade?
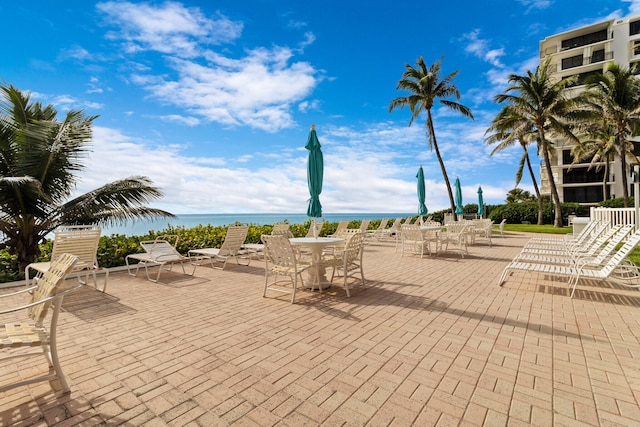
[539,14,640,204]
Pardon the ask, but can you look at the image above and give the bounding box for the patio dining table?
[289,237,343,290]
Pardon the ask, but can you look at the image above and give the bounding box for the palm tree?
[389,56,474,215]
[492,57,579,227]
[582,63,640,207]
[486,106,544,224]
[506,188,536,203]
[0,83,175,270]
[570,118,617,201]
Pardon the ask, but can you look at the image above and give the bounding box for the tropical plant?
[486,107,544,224]
[389,56,474,215]
[0,83,174,270]
[570,116,616,200]
[581,63,640,207]
[491,57,579,227]
[505,188,536,203]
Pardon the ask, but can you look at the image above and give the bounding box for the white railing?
[590,207,637,228]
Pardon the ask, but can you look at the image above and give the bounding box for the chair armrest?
[0,284,82,315]
[0,285,39,299]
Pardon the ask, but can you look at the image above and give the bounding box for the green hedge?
[486,202,589,224]
[1,219,380,283]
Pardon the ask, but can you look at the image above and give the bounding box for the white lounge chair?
[513,225,633,267]
[499,227,640,297]
[188,224,251,269]
[329,220,349,237]
[369,218,389,240]
[126,235,200,282]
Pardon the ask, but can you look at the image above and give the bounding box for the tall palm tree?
[0,83,175,270]
[570,118,617,201]
[389,56,474,215]
[582,63,640,207]
[492,57,579,227]
[486,106,544,224]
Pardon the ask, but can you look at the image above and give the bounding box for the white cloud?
[99,1,320,132]
[97,1,243,58]
[72,122,518,215]
[624,0,640,14]
[461,30,505,68]
[516,0,552,13]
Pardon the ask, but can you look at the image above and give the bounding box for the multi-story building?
[539,14,640,204]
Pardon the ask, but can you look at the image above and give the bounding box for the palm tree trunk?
[427,111,456,214]
[539,131,563,227]
[619,139,630,207]
[603,162,610,200]
[523,149,544,225]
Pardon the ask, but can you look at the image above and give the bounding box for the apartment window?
[563,149,597,165]
[562,54,583,70]
[561,29,608,50]
[630,20,640,36]
[562,167,605,184]
[563,186,604,203]
[591,49,605,63]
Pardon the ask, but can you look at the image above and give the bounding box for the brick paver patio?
[1,232,640,426]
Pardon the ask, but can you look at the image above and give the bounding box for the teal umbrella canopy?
[477,186,484,216]
[417,165,428,216]
[454,177,464,215]
[306,125,323,218]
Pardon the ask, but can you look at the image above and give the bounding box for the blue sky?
[2,0,639,215]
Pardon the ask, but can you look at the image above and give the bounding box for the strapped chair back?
[1,253,79,393]
[358,219,370,232]
[218,224,250,257]
[261,234,312,303]
[440,223,470,257]
[26,225,104,290]
[327,231,366,297]
[271,222,291,235]
[306,220,324,238]
[371,218,389,240]
[400,224,431,258]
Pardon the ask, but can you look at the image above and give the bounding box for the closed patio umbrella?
[417,165,428,217]
[454,177,464,219]
[477,186,484,217]
[306,124,323,236]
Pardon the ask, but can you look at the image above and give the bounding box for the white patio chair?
[493,219,507,237]
[261,234,312,304]
[326,231,366,297]
[400,224,431,258]
[1,253,79,393]
[439,223,470,257]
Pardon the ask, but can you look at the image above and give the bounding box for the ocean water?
[101,213,412,236]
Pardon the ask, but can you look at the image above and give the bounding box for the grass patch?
[502,224,573,235]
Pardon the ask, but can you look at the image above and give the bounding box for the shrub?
[487,202,588,224]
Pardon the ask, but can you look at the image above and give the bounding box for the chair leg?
[49,299,71,393]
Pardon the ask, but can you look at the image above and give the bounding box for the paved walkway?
[1,232,640,426]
